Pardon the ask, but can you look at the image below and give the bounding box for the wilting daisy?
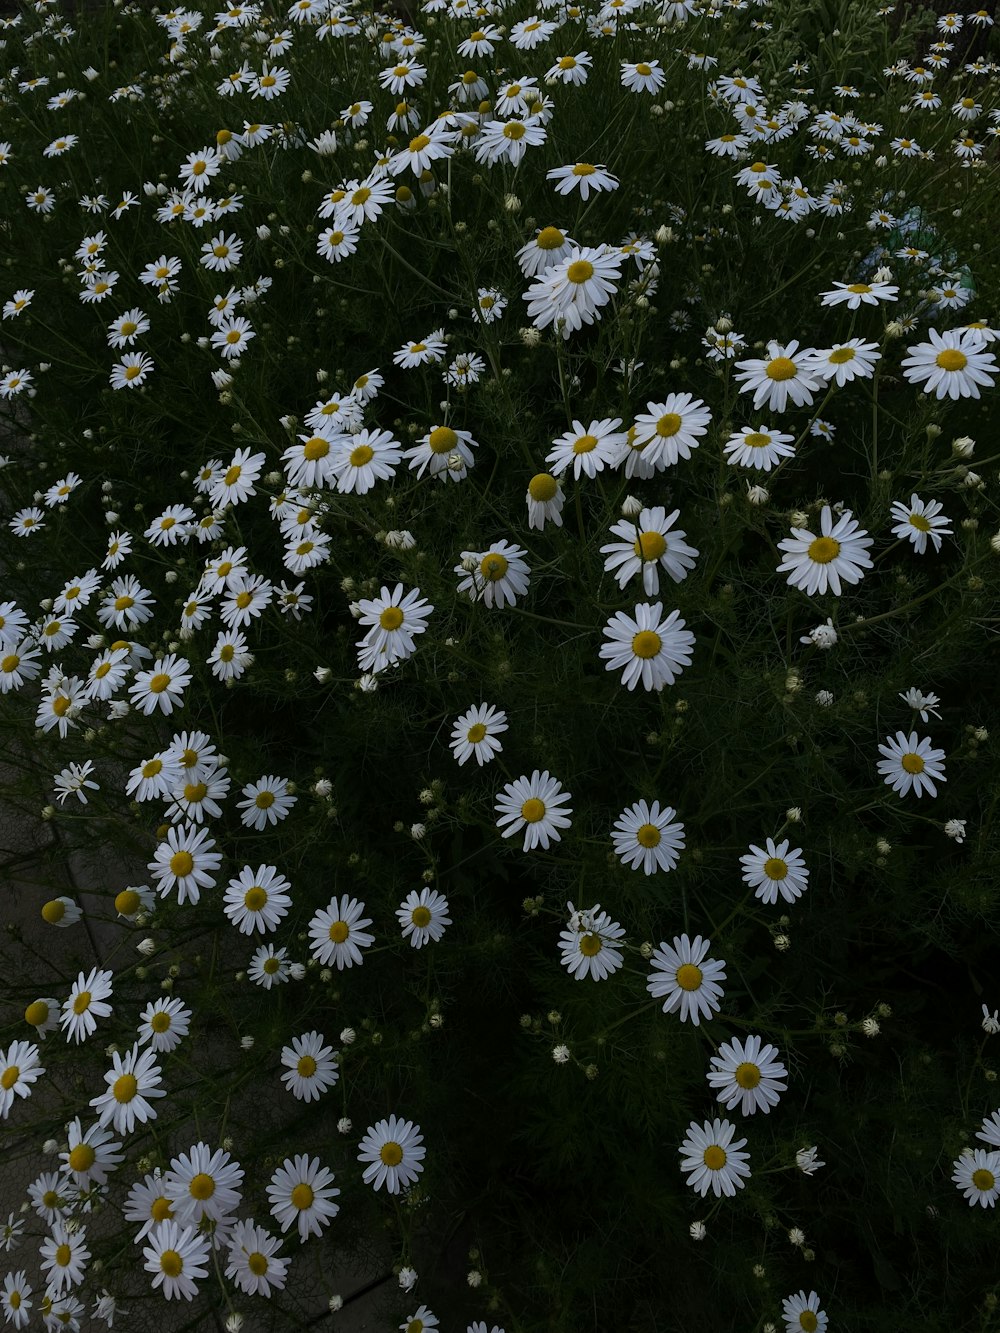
[600,603,696,692]
[143,1220,210,1300]
[0,1040,44,1120]
[267,1155,340,1241]
[495,770,573,852]
[22,999,59,1041]
[61,968,115,1044]
[223,865,292,934]
[357,1116,425,1194]
[629,395,711,469]
[89,1043,165,1135]
[225,1219,288,1297]
[646,935,727,1025]
[901,328,998,400]
[707,1035,788,1115]
[396,888,452,948]
[781,1290,829,1333]
[876,731,947,798]
[734,340,822,413]
[601,508,699,595]
[455,541,531,609]
[450,703,508,767]
[308,896,375,969]
[723,424,796,471]
[776,504,873,596]
[678,1118,751,1197]
[526,472,565,530]
[889,494,952,553]
[740,838,810,905]
[611,800,685,874]
[163,1142,244,1226]
[280,1032,339,1101]
[558,902,626,981]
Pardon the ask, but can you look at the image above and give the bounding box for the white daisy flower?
[396,888,452,948]
[740,838,810,905]
[142,1220,210,1300]
[494,770,573,852]
[809,337,881,387]
[526,472,565,530]
[128,653,192,716]
[280,1031,339,1101]
[734,339,822,413]
[889,494,952,553]
[646,935,727,1025]
[357,1116,425,1194]
[781,1289,829,1333]
[628,394,712,469]
[267,1154,340,1240]
[455,540,531,609]
[707,1035,788,1115]
[61,967,115,1044]
[898,686,942,721]
[523,245,622,339]
[39,1220,90,1295]
[163,1142,244,1227]
[61,1117,123,1189]
[678,1118,752,1197]
[611,799,685,874]
[403,423,478,483]
[223,865,292,934]
[599,603,696,692]
[901,328,998,400]
[776,504,874,596]
[248,944,291,988]
[0,1040,44,1120]
[224,1219,288,1297]
[601,507,699,595]
[557,902,625,981]
[546,417,625,478]
[723,424,796,471]
[308,896,375,969]
[516,225,576,279]
[331,428,403,494]
[450,703,508,766]
[820,278,898,308]
[237,775,297,830]
[88,1042,165,1135]
[876,730,947,798]
[137,997,191,1053]
[147,824,222,906]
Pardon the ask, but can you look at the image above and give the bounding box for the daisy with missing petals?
[526,472,565,530]
[148,824,223,906]
[820,278,898,308]
[267,1155,340,1241]
[628,394,712,469]
[611,799,685,874]
[890,494,952,553]
[876,731,946,798]
[89,1043,165,1135]
[397,888,452,948]
[740,838,810,905]
[225,1219,288,1297]
[280,1032,339,1101]
[600,603,696,692]
[237,775,297,830]
[308,896,375,969]
[223,865,292,934]
[678,1118,751,1197]
[357,1116,425,1194]
[403,423,478,482]
[956,1148,1000,1206]
[558,902,626,981]
[601,507,699,595]
[776,504,873,596]
[523,245,623,338]
[734,340,822,413]
[707,1035,788,1115]
[61,967,115,1043]
[455,540,531,609]
[143,1219,210,1300]
[899,687,942,723]
[545,162,619,200]
[646,935,726,1025]
[809,337,881,388]
[0,1040,44,1120]
[782,1290,829,1333]
[450,702,508,766]
[495,770,573,852]
[723,424,796,471]
[901,328,998,400]
[547,417,625,478]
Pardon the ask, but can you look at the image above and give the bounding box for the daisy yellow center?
[303,437,330,461]
[429,426,457,453]
[72,991,92,1014]
[261,75,276,87]
[25,1000,50,1025]
[829,346,856,364]
[44,622,61,637]
[972,1167,996,1191]
[55,1243,72,1266]
[409,133,431,152]
[636,822,661,848]
[807,536,840,564]
[217,130,232,145]
[124,365,143,382]
[379,607,404,632]
[1,655,18,673]
[573,434,598,454]
[255,790,276,808]
[567,259,594,284]
[149,673,171,693]
[0,1066,18,1090]
[143,760,163,778]
[901,752,925,774]
[120,321,137,336]
[703,1144,727,1170]
[764,857,788,880]
[219,645,235,661]
[184,782,207,803]
[631,630,661,659]
[42,1190,60,1208]
[350,444,374,467]
[297,1055,317,1076]
[411,905,432,927]
[909,513,932,532]
[558,56,576,69]
[95,662,112,678]
[766,356,796,381]
[676,963,702,990]
[636,62,654,75]
[52,697,71,717]
[226,330,242,344]
[537,226,565,250]
[224,465,241,485]
[263,957,281,974]
[236,591,253,609]
[656,413,682,437]
[529,473,558,502]
[734,1061,761,1088]
[7,1294,18,1311]
[170,850,194,877]
[579,932,602,956]
[329,920,350,943]
[521,797,546,822]
[798,1314,819,1333]
[744,432,770,448]
[467,722,487,743]
[572,162,596,176]
[244,887,268,910]
[116,890,141,914]
[480,553,509,581]
[634,531,667,561]
[248,1251,269,1274]
[42,900,66,923]
[380,1141,404,1166]
[68,1145,95,1172]
[407,1322,424,1333]
[160,1250,183,1277]
[503,121,527,141]
[150,1011,172,1033]
[114,595,134,610]
[935,348,967,372]
[291,1183,315,1210]
[189,1173,215,1200]
[113,1073,138,1102]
